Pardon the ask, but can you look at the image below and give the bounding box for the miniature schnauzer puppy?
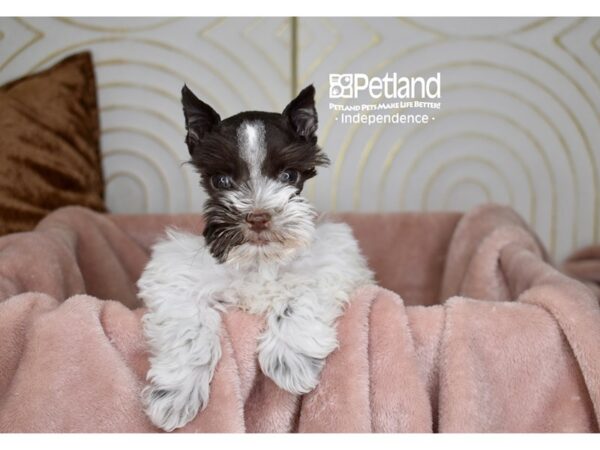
[137,84,373,431]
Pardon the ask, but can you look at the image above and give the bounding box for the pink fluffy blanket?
[0,204,599,432]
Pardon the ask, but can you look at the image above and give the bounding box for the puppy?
[138,84,373,431]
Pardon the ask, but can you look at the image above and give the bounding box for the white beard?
[219,178,317,266]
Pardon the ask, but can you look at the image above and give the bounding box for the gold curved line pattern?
[343,67,494,209]
[55,17,181,33]
[339,30,599,240]
[328,38,446,210]
[305,17,383,97]
[199,18,282,110]
[398,17,555,38]
[243,17,291,86]
[113,37,256,111]
[446,83,574,186]
[0,18,43,71]
[420,155,508,211]
[103,148,172,211]
[554,18,600,95]
[365,85,566,250]
[27,37,222,107]
[102,126,187,168]
[313,16,383,104]
[276,19,293,62]
[95,59,223,112]
[418,154,516,211]
[276,19,290,44]
[398,19,600,150]
[481,36,600,242]
[399,134,523,217]
[441,59,598,241]
[102,127,192,208]
[338,55,596,242]
[102,126,185,169]
[310,18,382,107]
[331,123,369,209]
[105,170,150,212]
[491,35,600,124]
[97,81,181,105]
[592,28,600,53]
[460,108,560,247]
[298,17,342,87]
[101,104,185,133]
[25,36,247,113]
[306,17,383,202]
[295,16,314,51]
[507,17,557,35]
[353,129,388,208]
[442,177,493,208]
[25,36,130,70]
[376,82,572,220]
[360,108,544,223]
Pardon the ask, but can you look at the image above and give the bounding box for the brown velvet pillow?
[0,52,105,235]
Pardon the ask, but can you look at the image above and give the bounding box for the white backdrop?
[1,17,599,261]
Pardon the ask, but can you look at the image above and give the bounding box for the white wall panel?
[299,18,600,261]
[1,17,599,261]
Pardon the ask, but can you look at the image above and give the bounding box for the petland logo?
[328,72,442,126]
[329,72,441,99]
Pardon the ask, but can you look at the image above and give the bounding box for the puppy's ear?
[181,84,221,153]
[282,84,318,140]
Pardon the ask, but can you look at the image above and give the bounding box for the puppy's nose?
[245,210,271,232]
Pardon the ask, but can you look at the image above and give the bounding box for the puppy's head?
[182,85,329,266]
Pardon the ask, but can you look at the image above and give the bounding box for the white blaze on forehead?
[238,121,266,180]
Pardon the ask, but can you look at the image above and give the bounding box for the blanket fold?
[0,204,598,432]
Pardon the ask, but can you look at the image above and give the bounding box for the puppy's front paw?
[142,382,208,432]
[258,346,326,395]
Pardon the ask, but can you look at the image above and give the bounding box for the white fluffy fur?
[138,219,373,431]
[238,121,266,179]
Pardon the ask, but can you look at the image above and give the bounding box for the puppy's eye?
[211,174,233,190]
[278,169,299,184]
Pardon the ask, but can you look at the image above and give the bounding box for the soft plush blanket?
[0,204,598,432]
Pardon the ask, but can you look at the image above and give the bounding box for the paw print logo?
[329,74,354,98]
